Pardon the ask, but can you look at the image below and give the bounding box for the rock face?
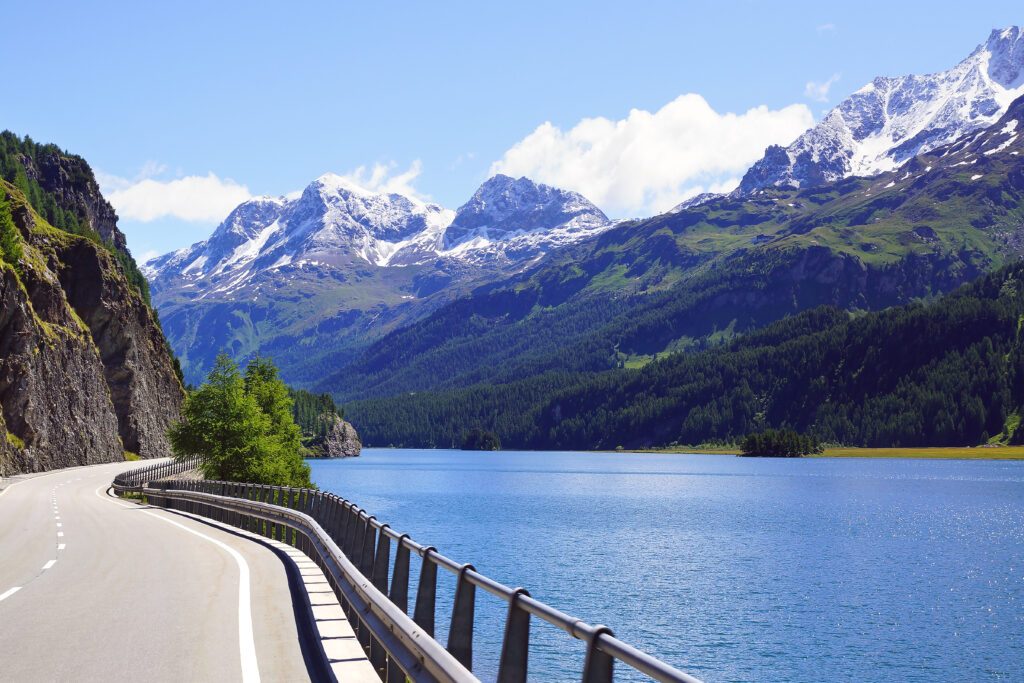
[0,147,184,475]
[49,237,183,457]
[0,246,123,474]
[307,414,361,458]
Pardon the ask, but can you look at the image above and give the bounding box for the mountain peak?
[443,175,609,250]
[312,172,375,199]
[738,26,1024,195]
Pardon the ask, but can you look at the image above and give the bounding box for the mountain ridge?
[737,26,1024,195]
[146,172,612,384]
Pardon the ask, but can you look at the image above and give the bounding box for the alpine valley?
[147,27,1024,449]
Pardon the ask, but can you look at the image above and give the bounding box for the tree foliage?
[461,428,501,451]
[740,430,821,457]
[168,354,312,486]
[0,192,22,275]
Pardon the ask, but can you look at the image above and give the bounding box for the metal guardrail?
[112,456,200,494]
[116,465,703,683]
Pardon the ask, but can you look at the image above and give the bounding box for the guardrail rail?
[113,460,703,683]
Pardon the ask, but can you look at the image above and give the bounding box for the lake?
[308,449,1024,682]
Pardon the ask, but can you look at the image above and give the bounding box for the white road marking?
[95,485,261,682]
[56,523,62,527]
[58,544,66,551]
[57,532,63,537]
[0,587,21,601]
[42,560,56,570]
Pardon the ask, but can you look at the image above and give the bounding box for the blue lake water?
[308,449,1024,682]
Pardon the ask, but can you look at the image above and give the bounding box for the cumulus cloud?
[805,74,841,103]
[98,166,252,222]
[339,160,428,201]
[490,94,814,216]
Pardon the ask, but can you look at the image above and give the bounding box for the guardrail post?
[389,535,411,613]
[271,487,281,541]
[447,563,476,670]
[497,588,531,683]
[343,504,358,557]
[326,497,342,547]
[360,517,377,577]
[288,489,299,546]
[582,626,615,683]
[413,548,438,636]
[372,525,390,594]
[369,524,392,674]
[352,511,366,567]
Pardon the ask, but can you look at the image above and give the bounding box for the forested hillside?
[346,262,1024,450]
[321,95,1024,403]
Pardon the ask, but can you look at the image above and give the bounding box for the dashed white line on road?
[0,587,21,601]
[41,560,56,571]
[57,532,63,537]
[58,544,66,551]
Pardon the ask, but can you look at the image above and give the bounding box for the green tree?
[168,354,312,486]
[0,194,22,275]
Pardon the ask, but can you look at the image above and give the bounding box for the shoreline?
[624,446,1024,460]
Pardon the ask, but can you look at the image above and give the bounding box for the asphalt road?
[0,460,374,682]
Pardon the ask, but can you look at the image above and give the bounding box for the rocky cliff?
[305,413,361,458]
[0,146,184,475]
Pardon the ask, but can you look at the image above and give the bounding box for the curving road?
[0,460,375,682]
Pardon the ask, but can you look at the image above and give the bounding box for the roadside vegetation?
[168,354,312,487]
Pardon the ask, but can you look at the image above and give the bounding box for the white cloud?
[816,23,836,32]
[489,94,814,216]
[98,166,252,222]
[804,74,841,103]
[339,160,428,201]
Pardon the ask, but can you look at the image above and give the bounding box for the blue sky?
[2,1,1021,260]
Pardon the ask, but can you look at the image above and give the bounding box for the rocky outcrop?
[0,241,123,475]
[46,236,183,457]
[0,180,184,475]
[22,146,125,252]
[307,414,361,458]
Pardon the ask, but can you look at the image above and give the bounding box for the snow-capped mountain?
[737,26,1024,194]
[145,173,613,385]
[146,173,610,292]
[145,174,455,287]
[440,174,609,262]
